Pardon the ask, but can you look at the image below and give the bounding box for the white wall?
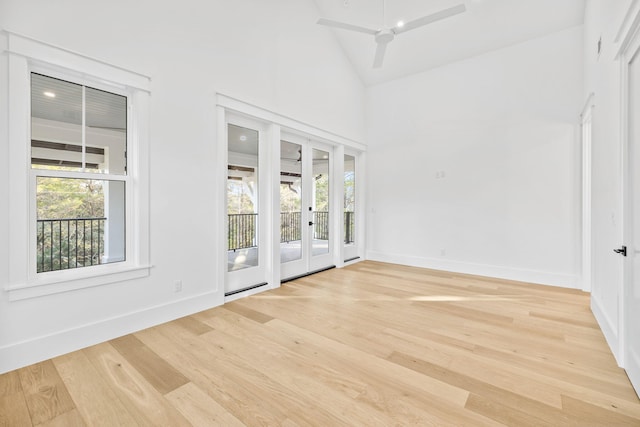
[366,26,584,288]
[0,0,365,373]
[583,0,633,365]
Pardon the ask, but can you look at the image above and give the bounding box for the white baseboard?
[366,250,580,289]
[627,345,640,397]
[591,294,622,367]
[0,291,224,374]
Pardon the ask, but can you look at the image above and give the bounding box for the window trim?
[5,31,151,301]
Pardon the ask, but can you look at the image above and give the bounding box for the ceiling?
[32,73,127,131]
[313,0,585,86]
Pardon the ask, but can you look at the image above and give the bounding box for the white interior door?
[625,46,640,397]
[225,115,268,294]
[280,134,334,280]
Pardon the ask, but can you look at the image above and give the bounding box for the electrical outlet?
[174,280,183,293]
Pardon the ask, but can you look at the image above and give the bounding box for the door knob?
[614,246,627,256]
[309,221,314,226]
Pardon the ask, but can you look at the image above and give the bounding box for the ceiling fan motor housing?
[375,29,395,44]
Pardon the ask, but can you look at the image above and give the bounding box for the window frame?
[5,32,151,301]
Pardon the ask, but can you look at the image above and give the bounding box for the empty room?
[1,0,640,425]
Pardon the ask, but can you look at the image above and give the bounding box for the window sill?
[5,264,152,301]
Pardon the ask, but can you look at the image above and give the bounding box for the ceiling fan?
[317,2,466,68]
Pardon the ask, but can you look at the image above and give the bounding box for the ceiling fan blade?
[317,18,378,35]
[373,42,388,68]
[393,4,466,34]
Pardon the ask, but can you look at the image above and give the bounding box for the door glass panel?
[344,154,356,245]
[312,149,330,256]
[227,124,259,272]
[280,141,303,263]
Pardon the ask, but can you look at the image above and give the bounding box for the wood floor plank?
[110,333,189,395]
[388,350,565,413]
[165,382,245,426]
[0,370,22,398]
[37,409,85,427]
[83,342,191,426]
[223,301,274,323]
[2,261,639,425]
[560,394,640,425]
[0,392,32,427]
[472,344,640,402]
[53,351,139,426]
[17,360,76,425]
[465,393,568,426]
[172,314,214,336]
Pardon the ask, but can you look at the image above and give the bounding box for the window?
[32,74,128,273]
[6,32,150,300]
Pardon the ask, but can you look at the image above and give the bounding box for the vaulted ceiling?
[313,0,586,86]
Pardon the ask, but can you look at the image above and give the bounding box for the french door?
[280,133,334,280]
[225,114,268,294]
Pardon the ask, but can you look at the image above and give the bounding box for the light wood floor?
[2,261,640,426]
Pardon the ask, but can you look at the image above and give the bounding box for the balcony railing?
[37,217,106,273]
[344,211,355,244]
[228,211,354,251]
[313,211,329,240]
[228,213,258,251]
[281,211,301,243]
[39,212,354,268]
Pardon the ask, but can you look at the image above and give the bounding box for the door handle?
[309,221,314,226]
[614,246,627,256]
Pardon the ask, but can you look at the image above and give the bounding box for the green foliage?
[314,173,329,211]
[37,177,104,219]
[227,180,255,214]
[36,177,106,273]
[344,171,355,212]
[280,182,301,213]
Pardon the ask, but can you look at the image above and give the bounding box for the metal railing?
[281,211,301,243]
[228,211,350,251]
[313,211,329,240]
[344,211,355,244]
[228,213,258,251]
[37,217,106,273]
